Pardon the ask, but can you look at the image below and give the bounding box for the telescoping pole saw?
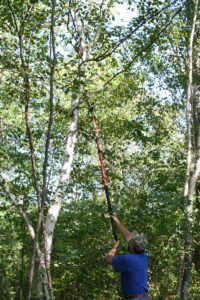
[90,105,118,241]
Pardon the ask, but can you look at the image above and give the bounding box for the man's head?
[128,231,148,254]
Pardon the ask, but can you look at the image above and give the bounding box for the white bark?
[45,5,85,267]
[90,0,110,48]
[178,0,199,299]
[44,0,111,268]
[184,0,199,197]
[184,0,199,224]
[45,97,79,264]
[37,250,51,300]
[188,158,200,200]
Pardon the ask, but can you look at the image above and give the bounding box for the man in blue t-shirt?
[106,215,149,300]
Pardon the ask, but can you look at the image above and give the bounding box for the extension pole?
[90,106,118,240]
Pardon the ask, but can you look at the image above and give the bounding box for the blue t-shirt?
[112,253,148,297]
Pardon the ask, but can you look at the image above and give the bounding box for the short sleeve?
[112,255,129,272]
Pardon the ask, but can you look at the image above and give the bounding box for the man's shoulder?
[127,252,148,261]
[113,252,147,262]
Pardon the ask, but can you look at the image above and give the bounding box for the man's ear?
[128,239,134,254]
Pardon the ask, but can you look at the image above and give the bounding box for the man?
[106,215,149,300]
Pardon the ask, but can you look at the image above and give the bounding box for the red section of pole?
[92,116,107,187]
[91,107,117,240]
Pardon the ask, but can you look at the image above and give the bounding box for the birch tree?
[1,0,197,299]
[0,0,128,298]
[177,0,200,299]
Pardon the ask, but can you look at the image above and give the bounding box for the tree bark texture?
[177,0,199,299]
[44,0,110,270]
[4,1,113,298]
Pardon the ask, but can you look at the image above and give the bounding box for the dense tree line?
[0,0,199,299]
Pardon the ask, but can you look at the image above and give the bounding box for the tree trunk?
[177,0,199,298]
[38,251,51,300]
[4,1,111,297]
[45,95,79,266]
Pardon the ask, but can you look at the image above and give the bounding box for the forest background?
[0,0,200,299]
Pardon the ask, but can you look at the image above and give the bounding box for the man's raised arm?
[111,215,132,242]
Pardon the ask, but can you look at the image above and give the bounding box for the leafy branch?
[83,0,181,64]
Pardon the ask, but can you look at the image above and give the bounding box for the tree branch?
[90,7,183,95]
[83,0,181,64]
[7,0,19,34]
[8,0,42,208]
[73,2,88,61]
[28,1,57,299]
[42,0,56,202]
[90,0,111,49]
[0,180,35,240]
[27,206,46,300]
